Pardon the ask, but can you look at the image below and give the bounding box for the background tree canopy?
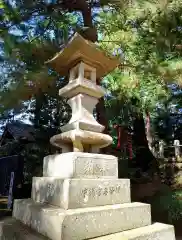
[0,0,182,178]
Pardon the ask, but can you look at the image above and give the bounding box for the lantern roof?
[46,33,119,79]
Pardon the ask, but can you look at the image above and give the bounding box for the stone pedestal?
[0,152,176,240]
[0,33,176,239]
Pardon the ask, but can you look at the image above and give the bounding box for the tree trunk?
[145,111,158,158]
[132,113,157,173]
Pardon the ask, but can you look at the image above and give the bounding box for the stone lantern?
[46,33,119,153]
[1,33,176,240]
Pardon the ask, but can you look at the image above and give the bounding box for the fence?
[157,140,182,159]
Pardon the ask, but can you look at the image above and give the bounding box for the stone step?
[13,199,151,240]
[43,153,118,178]
[0,220,176,240]
[91,223,176,240]
[0,218,48,240]
[32,177,131,209]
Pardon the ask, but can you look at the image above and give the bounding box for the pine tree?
[97,1,182,172]
[0,0,123,131]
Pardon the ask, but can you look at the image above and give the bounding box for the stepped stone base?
[13,199,151,240]
[91,223,176,240]
[0,218,175,240]
[0,152,176,240]
[32,178,131,208]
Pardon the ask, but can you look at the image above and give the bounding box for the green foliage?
[0,0,123,179]
[0,0,81,114]
[93,1,182,161]
[1,0,181,126]
[99,1,182,117]
[150,186,182,223]
[1,1,182,183]
[1,0,182,117]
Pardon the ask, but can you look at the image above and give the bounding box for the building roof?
[5,121,35,142]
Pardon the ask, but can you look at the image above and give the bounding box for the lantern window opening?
[69,61,97,83]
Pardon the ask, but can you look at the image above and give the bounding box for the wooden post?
[174,140,180,158]
[7,172,15,209]
[159,140,164,158]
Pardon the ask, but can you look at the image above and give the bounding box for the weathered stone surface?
[13,200,62,240]
[0,219,176,240]
[46,33,119,79]
[32,178,131,209]
[61,93,105,133]
[50,129,113,153]
[13,199,151,240]
[90,223,176,240]
[0,218,48,240]
[43,153,118,178]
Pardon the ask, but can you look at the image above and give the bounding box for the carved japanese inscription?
[81,185,121,199]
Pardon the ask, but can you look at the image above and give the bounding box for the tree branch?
[47,0,97,41]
